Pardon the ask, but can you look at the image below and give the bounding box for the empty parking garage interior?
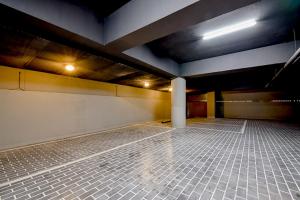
[1,1,300,200]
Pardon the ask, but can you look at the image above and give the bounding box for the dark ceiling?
[186,60,300,94]
[0,0,299,93]
[66,0,131,18]
[0,25,170,90]
[187,65,280,93]
[147,0,300,63]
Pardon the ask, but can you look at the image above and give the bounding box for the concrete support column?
[171,77,186,128]
[207,91,215,119]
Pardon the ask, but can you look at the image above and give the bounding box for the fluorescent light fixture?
[65,64,75,71]
[203,19,257,40]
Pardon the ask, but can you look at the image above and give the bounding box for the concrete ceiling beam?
[104,0,259,52]
[0,0,104,44]
[181,41,298,77]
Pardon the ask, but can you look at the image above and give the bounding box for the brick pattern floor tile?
[1,119,300,200]
[0,125,171,184]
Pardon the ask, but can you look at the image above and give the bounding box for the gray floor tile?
[1,119,300,200]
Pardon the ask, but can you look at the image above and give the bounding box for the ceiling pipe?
[265,47,300,88]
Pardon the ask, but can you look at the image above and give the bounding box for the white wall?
[0,66,171,149]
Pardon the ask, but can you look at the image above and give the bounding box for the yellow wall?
[0,67,22,89]
[219,91,295,120]
[207,91,215,119]
[0,66,171,150]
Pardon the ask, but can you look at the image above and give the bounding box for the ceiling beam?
[0,0,104,44]
[123,45,180,76]
[0,1,180,77]
[181,41,298,77]
[0,0,263,78]
[104,0,259,52]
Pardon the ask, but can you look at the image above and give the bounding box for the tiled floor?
[0,125,171,184]
[1,119,300,200]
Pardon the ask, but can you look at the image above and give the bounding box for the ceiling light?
[144,82,150,88]
[203,19,257,40]
[65,64,75,72]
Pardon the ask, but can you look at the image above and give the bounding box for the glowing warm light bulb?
[168,88,172,92]
[144,82,150,87]
[65,64,75,72]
